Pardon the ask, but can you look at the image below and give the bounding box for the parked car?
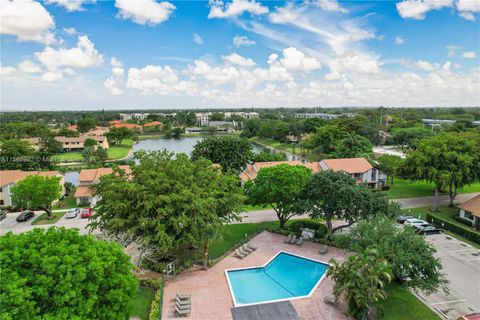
[65,208,80,219]
[0,211,7,221]
[404,218,427,227]
[414,224,442,235]
[16,211,35,222]
[397,215,415,224]
[80,207,93,219]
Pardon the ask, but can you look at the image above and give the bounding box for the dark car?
[16,211,35,222]
[397,215,415,224]
[414,223,442,235]
[0,211,6,221]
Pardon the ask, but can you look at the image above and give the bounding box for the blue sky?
[1,0,479,110]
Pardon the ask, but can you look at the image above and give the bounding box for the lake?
[64,136,301,185]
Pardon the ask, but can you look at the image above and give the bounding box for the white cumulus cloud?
[396,0,453,20]
[395,36,405,45]
[223,53,256,67]
[35,35,104,81]
[63,27,77,36]
[279,47,321,72]
[233,35,256,47]
[315,0,347,13]
[45,0,95,12]
[19,60,42,74]
[115,0,176,25]
[0,0,55,44]
[416,60,437,71]
[208,0,268,19]
[127,65,193,95]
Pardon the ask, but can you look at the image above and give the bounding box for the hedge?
[426,213,480,244]
[289,220,328,239]
[148,283,163,320]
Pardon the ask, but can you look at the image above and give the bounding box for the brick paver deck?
[162,231,352,320]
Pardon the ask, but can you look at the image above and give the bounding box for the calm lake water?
[65,136,301,185]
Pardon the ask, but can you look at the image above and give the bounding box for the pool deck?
[162,231,352,320]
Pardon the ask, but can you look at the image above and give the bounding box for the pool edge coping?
[224,250,331,308]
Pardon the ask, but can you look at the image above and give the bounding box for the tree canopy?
[331,132,373,159]
[88,151,245,267]
[245,164,312,228]
[403,132,480,209]
[0,139,36,170]
[339,216,447,294]
[328,248,392,320]
[11,175,62,217]
[191,136,253,172]
[377,154,404,185]
[105,127,134,145]
[301,170,400,233]
[0,227,137,320]
[76,116,97,133]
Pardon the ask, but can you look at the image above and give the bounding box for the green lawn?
[129,286,155,320]
[388,178,480,199]
[52,195,79,210]
[239,203,272,212]
[107,138,134,160]
[31,211,66,225]
[52,152,83,162]
[376,283,440,320]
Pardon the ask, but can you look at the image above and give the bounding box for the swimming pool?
[225,251,329,306]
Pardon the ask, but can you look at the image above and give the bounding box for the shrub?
[426,213,480,244]
[289,220,328,238]
[148,282,163,320]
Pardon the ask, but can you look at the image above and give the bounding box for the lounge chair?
[289,235,297,244]
[175,305,190,317]
[176,292,191,300]
[176,296,191,307]
[295,236,304,246]
[319,244,328,255]
[238,246,250,256]
[234,248,246,259]
[284,234,293,243]
[176,300,191,310]
[247,243,257,251]
[242,244,254,253]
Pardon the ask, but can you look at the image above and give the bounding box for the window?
[353,173,361,178]
[464,211,473,220]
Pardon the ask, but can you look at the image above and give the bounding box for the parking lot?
[0,210,93,236]
[415,234,480,319]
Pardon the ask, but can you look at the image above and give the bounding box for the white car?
[404,218,427,227]
[65,208,80,219]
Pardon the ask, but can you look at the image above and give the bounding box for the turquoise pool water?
[226,252,329,306]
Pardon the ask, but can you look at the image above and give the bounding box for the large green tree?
[328,248,392,320]
[11,175,62,218]
[340,216,448,293]
[301,170,399,233]
[331,133,373,159]
[88,151,244,268]
[377,154,404,185]
[403,132,480,210]
[37,135,63,168]
[76,116,97,133]
[0,139,36,170]
[245,164,312,228]
[105,127,134,145]
[82,146,108,164]
[191,136,253,172]
[0,227,137,320]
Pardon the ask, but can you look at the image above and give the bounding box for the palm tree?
[327,248,392,319]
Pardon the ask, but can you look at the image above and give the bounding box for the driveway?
[0,210,93,236]
[414,234,480,319]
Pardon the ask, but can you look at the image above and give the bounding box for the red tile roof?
[239,161,321,182]
[0,170,62,187]
[77,165,131,183]
[457,195,480,217]
[321,158,372,174]
[111,123,142,129]
[143,121,162,127]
